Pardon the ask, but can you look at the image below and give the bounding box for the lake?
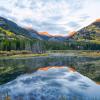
[0,53,100,100]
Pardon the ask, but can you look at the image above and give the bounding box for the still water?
[0,66,100,100]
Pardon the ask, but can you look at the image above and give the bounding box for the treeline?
[0,38,45,53]
[44,40,100,50]
[0,39,100,52]
[65,41,100,50]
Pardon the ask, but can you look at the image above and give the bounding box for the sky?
[0,0,100,36]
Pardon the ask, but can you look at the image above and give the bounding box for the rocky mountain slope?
[73,19,100,44]
[0,16,41,40]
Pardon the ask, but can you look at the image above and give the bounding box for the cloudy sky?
[0,0,100,36]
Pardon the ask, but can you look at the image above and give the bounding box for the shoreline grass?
[8,53,48,58]
[0,50,100,59]
[0,50,48,59]
[47,50,100,57]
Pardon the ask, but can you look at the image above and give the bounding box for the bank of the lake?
[0,50,48,59]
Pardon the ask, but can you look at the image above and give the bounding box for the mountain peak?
[95,18,100,22]
[38,32,52,37]
[68,31,77,37]
[39,32,68,37]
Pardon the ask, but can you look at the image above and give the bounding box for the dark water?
[0,56,100,100]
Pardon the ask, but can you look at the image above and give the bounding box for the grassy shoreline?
[0,53,48,59]
[0,50,100,60]
[0,50,48,59]
[0,50,100,59]
[47,50,100,57]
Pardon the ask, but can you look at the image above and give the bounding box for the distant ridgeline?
[0,16,100,51]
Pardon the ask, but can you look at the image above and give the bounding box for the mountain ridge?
[0,16,100,51]
[73,19,100,42]
[0,16,68,41]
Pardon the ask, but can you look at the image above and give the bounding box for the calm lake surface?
[0,54,100,100]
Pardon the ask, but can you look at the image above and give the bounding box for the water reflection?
[0,56,99,85]
[0,66,100,100]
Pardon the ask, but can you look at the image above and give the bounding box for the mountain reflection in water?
[0,66,100,100]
